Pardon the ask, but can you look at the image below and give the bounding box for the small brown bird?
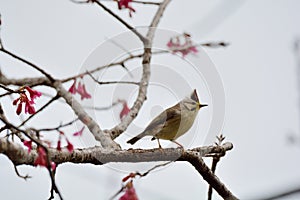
[127,89,207,148]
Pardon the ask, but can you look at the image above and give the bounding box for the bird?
[127,89,207,148]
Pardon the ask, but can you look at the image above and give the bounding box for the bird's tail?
[127,132,147,145]
[127,136,141,145]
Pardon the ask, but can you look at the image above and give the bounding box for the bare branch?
[132,0,161,6]
[0,83,17,93]
[0,138,233,165]
[87,71,139,85]
[0,48,55,82]
[14,163,31,180]
[83,102,119,111]
[146,0,171,41]
[0,139,235,199]
[257,187,300,200]
[93,1,147,43]
[52,80,120,150]
[18,94,60,128]
[0,118,63,199]
[136,161,173,177]
[37,118,79,132]
[108,0,171,139]
[208,156,220,200]
[181,151,238,200]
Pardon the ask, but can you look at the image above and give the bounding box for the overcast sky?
[1,0,300,199]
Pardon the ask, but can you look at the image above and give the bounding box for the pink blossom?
[166,39,173,48]
[13,93,36,115]
[23,140,32,153]
[119,182,138,200]
[56,139,62,151]
[119,101,130,120]
[25,100,36,114]
[166,33,198,57]
[68,79,77,94]
[34,147,56,170]
[117,0,135,17]
[34,147,47,167]
[13,87,41,115]
[80,84,92,100]
[122,173,136,182]
[66,140,74,152]
[51,162,56,171]
[73,127,85,137]
[68,78,92,100]
[16,103,23,115]
[25,86,42,103]
[76,82,91,100]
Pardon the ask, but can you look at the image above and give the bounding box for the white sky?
[1,0,300,199]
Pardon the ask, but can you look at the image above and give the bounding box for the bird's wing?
[143,103,181,136]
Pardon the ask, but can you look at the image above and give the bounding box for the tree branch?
[0,48,55,82]
[93,1,147,43]
[0,139,232,165]
[181,151,238,200]
[51,80,120,150]
[108,0,171,139]
[0,139,236,199]
[17,94,60,128]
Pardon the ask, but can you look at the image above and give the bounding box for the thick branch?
[108,0,171,139]
[0,72,50,88]
[0,139,235,199]
[0,139,232,165]
[181,151,238,200]
[52,81,120,150]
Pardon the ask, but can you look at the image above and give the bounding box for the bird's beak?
[199,104,208,108]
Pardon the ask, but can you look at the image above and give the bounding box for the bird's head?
[188,89,208,111]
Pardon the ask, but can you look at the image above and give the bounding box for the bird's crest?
[190,89,199,103]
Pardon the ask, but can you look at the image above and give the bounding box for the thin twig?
[105,36,133,57]
[61,61,125,83]
[18,95,60,128]
[0,116,43,147]
[136,161,173,177]
[208,156,220,200]
[14,164,31,180]
[182,151,238,200]
[110,161,173,200]
[84,101,119,111]
[47,164,63,200]
[93,1,147,43]
[70,0,161,6]
[0,116,63,199]
[0,84,17,93]
[258,187,300,200]
[200,41,230,48]
[0,48,55,82]
[109,0,171,139]
[69,0,89,4]
[60,40,227,84]
[87,71,139,85]
[132,0,161,5]
[37,118,79,132]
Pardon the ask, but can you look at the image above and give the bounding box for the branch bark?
[0,139,236,199]
[0,138,232,165]
[108,0,171,139]
[52,80,120,150]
